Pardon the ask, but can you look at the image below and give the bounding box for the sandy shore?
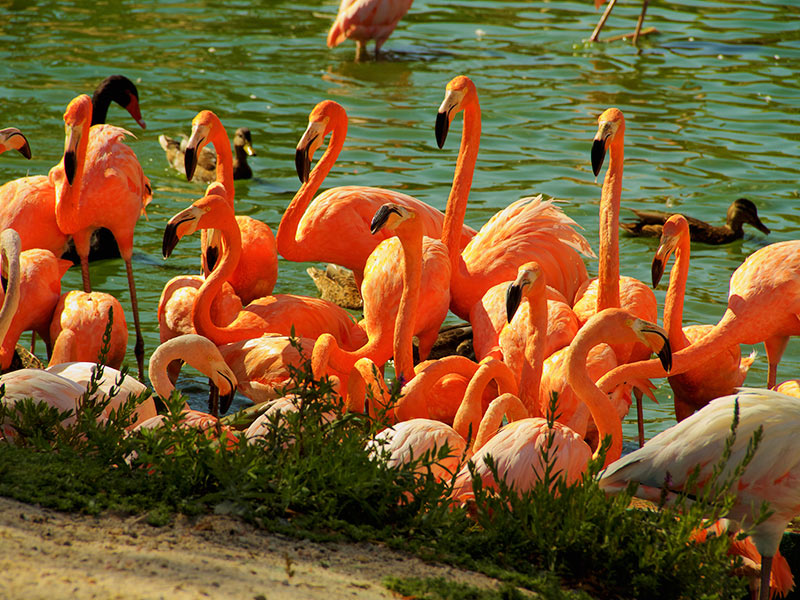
[0,496,507,600]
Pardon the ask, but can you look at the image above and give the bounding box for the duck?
[159,126,255,182]
[620,198,770,244]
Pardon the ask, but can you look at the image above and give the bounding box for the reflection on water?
[0,0,798,439]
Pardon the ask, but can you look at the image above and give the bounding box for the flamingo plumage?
[278,100,474,289]
[326,0,414,60]
[182,112,277,304]
[435,75,594,320]
[599,388,800,600]
[651,214,755,421]
[162,192,367,351]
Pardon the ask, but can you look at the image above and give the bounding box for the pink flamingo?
[435,75,594,320]
[0,128,31,158]
[599,388,800,600]
[327,0,414,60]
[182,112,277,304]
[598,239,800,396]
[51,94,148,381]
[162,192,367,350]
[451,308,671,501]
[278,99,474,288]
[589,0,652,45]
[651,214,754,421]
[311,201,450,389]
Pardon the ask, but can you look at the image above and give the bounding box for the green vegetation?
[0,351,758,599]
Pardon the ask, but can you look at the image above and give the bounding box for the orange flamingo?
[0,247,70,371]
[162,192,367,351]
[0,128,31,158]
[651,214,755,421]
[598,239,800,397]
[48,291,129,370]
[183,111,277,304]
[51,94,148,381]
[311,202,450,388]
[435,75,594,320]
[599,388,800,600]
[451,308,671,501]
[327,0,414,60]
[278,100,475,288]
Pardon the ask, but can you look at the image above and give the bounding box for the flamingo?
[0,248,70,371]
[50,94,148,381]
[327,0,414,60]
[162,192,367,351]
[182,111,276,304]
[0,128,31,159]
[589,0,652,45]
[160,126,255,182]
[597,239,800,396]
[599,388,800,600]
[651,214,754,421]
[278,99,475,288]
[90,75,146,129]
[311,201,450,389]
[621,198,770,244]
[434,75,594,320]
[48,291,129,370]
[451,308,671,501]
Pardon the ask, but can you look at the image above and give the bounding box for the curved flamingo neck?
[55,120,92,234]
[473,393,528,452]
[565,324,623,465]
[0,232,21,368]
[597,138,623,311]
[192,207,253,345]
[519,291,548,418]
[209,120,234,204]
[441,100,481,270]
[277,114,347,261]
[395,355,478,421]
[392,225,424,384]
[344,357,392,419]
[664,231,691,350]
[452,359,518,446]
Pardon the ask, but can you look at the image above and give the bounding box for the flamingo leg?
[759,554,772,600]
[355,40,367,61]
[125,258,145,382]
[632,0,649,45]
[589,0,619,42]
[634,387,644,447]
[80,255,92,293]
[764,335,789,389]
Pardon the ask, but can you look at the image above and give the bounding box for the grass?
[0,341,761,599]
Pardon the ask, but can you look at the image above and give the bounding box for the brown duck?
[620,198,770,244]
[159,126,255,181]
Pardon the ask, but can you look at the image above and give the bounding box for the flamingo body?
[327,0,414,58]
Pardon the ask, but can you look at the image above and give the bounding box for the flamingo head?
[62,95,93,185]
[505,261,544,323]
[370,203,413,235]
[628,314,672,372]
[185,110,221,181]
[0,128,31,159]
[436,75,478,149]
[162,194,229,258]
[234,127,256,157]
[728,198,770,235]
[295,100,344,183]
[94,75,146,129]
[591,107,625,177]
[651,214,688,287]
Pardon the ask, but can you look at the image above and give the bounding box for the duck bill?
[243,139,256,157]
[370,204,401,234]
[753,217,770,235]
[505,282,523,323]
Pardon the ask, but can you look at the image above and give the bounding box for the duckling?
[159,126,255,182]
[620,198,770,244]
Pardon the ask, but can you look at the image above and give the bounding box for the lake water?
[1,0,798,443]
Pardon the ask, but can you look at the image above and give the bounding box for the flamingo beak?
[63,124,81,185]
[591,137,606,177]
[651,256,666,288]
[0,129,32,159]
[184,123,210,182]
[436,88,462,149]
[641,325,672,372]
[125,92,146,129]
[219,372,236,414]
[295,120,325,184]
[435,110,450,149]
[505,281,523,323]
[162,206,201,258]
[295,145,310,183]
[370,204,401,234]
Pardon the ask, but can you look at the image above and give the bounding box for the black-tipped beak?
[591,138,606,177]
[162,220,181,258]
[651,256,665,289]
[219,373,235,414]
[505,282,523,323]
[295,146,310,183]
[435,111,450,149]
[64,150,76,185]
[643,328,672,372]
[204,245,219,272]
[371,204,399,234]
[15,133,31,159]
[184,147,197,181]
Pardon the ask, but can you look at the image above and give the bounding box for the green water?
[1,0,798,442]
